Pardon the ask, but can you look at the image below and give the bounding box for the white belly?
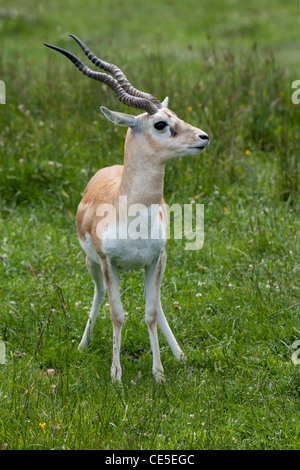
[102,233,165,270]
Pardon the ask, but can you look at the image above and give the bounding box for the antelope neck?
[119,152,166,208]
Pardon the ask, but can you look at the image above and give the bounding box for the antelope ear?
[100,107,137,128]
[161,96,169,108]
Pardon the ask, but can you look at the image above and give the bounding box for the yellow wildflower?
[187,106,192,112]
[39,422,46,433]
[245,150,251,155]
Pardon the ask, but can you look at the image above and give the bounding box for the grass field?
[0,0,300,450]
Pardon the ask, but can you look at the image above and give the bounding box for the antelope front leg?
[145,258,165,383]
[101,259,124,382]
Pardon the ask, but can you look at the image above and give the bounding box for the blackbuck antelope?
[44,35,209,382]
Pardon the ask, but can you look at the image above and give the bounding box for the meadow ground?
[0,0,299,450]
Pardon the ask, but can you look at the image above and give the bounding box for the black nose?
[199,134,209,141]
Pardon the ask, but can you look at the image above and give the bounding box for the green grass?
[0,0,300,450]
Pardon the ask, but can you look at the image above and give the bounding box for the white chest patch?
[79,206,166,271]
[102,206,166,270]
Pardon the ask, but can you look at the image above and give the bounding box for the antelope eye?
[154,121,168,131]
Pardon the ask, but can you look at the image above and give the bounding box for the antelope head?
[44,35,209,165]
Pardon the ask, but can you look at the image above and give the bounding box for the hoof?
[153,368,165,383]
[111,364,122,383]
[78,340,88,351]
[175,350,187,362]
